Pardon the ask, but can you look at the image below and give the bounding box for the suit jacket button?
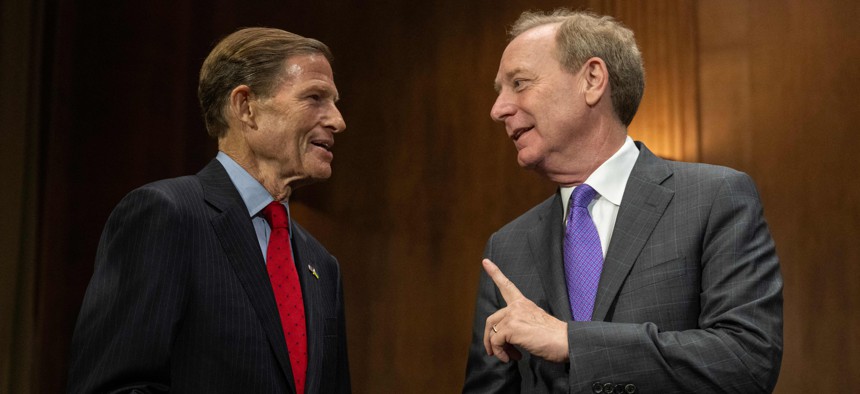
[615,384,625,393]
[592,382,604,393]
[624,383,637,393]
[603,383,615,393]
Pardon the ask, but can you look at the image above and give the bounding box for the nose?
[325,104,346,133]
[490,92,515,122]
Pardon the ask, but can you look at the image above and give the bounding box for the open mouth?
[311,140,333,152]
[511,126,534,141]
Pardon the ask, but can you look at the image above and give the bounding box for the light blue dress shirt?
[215,152,293,263]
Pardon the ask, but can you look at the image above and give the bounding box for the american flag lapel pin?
[308,265,319,279]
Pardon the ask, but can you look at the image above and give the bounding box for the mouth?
[310,139,334,152]
[511,126,534,141]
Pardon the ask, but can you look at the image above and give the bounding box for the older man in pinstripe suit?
[464,10,782,393]
[68,28,350,393]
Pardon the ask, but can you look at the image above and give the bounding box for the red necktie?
[262,201,307,394]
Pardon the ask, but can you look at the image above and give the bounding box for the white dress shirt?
[560,137,640,257]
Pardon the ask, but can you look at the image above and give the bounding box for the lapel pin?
[308,265,319,279]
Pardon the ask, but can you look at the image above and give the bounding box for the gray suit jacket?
[68,159,350,393]
[464,143,782,393]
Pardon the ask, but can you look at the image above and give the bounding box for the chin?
[299,157,332,178]
[309,165,333,181]
[313,173,332,182]
[516,151,541,170]
[518,156,552,179]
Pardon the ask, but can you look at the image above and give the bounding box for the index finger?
[482,258,525,303]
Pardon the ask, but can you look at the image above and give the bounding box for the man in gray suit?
[464,10,782,393]
[68,28,350,393]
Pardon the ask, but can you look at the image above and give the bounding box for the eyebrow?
[302,82,340,102]
[493,67,527,93]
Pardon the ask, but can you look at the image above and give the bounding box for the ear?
[582,57,609,107]
[229,85,256,129]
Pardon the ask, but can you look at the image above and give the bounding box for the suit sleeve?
[463,234,521,394]
[67,187,190,394]
[566,171,783,393]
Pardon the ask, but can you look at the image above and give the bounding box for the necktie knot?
[571,184,597,208]
[262,201,289,229]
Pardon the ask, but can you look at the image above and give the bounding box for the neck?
[544,121,627,187]
[219,135,294,202]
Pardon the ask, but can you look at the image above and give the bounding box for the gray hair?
[510,9,645,126]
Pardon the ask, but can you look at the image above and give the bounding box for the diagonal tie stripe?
[262,201,307,394]
[563,184,604,321]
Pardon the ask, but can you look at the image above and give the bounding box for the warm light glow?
[591,0,699,162]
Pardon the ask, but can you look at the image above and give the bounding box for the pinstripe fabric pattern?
[464,142,783,393]
[68,160,350,394]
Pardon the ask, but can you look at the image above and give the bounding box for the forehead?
[281,53,335,84]
[495,24,561,82]
[506,23,559,55]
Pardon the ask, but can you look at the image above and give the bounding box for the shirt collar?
[560,136,640,214]
[215,151,279,217]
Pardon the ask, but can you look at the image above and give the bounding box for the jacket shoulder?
[662,159,759,197]
[496,194,558,235]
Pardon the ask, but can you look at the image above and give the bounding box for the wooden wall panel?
[589,0,700,161]
[291,2,564,390]
[21,0,858,392]
[698,0,860,392]
[292,1,701,391]
[0,0,43,392]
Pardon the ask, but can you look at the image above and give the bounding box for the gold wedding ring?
[492,324,499,333]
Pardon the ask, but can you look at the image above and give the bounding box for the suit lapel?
[592,143,674,321]
[529,194,574,321]
[197,160,296,391]
[290,224,323,394]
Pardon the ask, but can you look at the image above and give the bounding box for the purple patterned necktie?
[564,184,603,321]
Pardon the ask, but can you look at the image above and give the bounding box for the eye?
[308,94,322,101]
[512,79,527,90]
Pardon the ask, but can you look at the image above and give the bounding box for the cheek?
[266,117,304,148]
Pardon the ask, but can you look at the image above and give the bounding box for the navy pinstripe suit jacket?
[464,143,783,393]
[68,159,350,393]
